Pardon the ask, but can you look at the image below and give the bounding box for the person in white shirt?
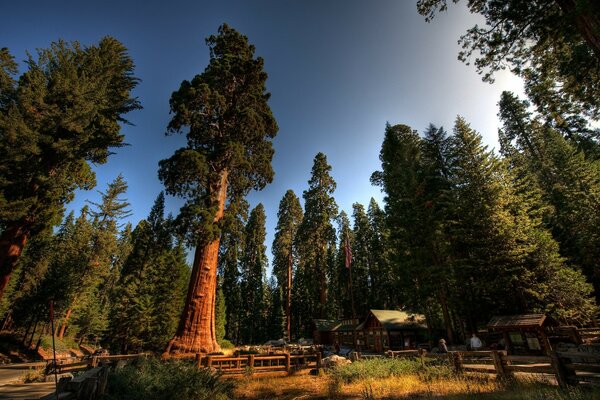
[470,333,483,350]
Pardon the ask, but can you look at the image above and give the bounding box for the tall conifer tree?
[159,25,277,354]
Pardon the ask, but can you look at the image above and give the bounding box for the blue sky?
[2,0,523,268]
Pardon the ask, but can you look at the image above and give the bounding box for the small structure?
[357,310,428,352]
[333,318,360,348]
[311,319,341,345]
[487,314,559,355]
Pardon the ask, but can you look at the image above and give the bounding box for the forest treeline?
[1,1,600,352]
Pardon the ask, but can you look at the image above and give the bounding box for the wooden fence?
[195,352,322,375]
[381,349,600,388]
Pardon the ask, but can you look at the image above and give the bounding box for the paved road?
[0,382,55,400]
[0,363,45,386]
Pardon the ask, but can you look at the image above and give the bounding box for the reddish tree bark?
[58,308,73,339]
[0,223,30,301]
[165,170,228,355]
[555,0,600,58]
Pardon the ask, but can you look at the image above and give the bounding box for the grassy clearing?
[235,358,600,399]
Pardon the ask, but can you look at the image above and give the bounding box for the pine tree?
[0,39,140,300]
[271,190,303,341]
[215,280,227,346]
[350,203,373,316]
[159,24,277,354]
[296,153,338,327]
[218,198,248,344]
[240,204,268,344]
[499,92,600,299]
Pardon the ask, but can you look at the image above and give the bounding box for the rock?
[45,372,73,382]
[264,339,287,347]
[322,355,351,369]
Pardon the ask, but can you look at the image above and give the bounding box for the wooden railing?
[195,352,322,375]
[381,349,600,388]
[45,353,149,374]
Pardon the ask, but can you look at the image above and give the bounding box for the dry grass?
[234,373,329,399]
[233,372,600,399]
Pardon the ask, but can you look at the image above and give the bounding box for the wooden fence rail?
[195,352,322,375]
[381,349,600,388]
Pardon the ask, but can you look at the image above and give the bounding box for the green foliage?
[329,358,452,384]
[105,358,235,400]
[272,190,303,339]
[417,0,600,154]
[109,192,190,353]
[295,153,338,329]
[0,38,140,288]
[215,281,227,345]
[239,204,268,344]
[158,24,278,247]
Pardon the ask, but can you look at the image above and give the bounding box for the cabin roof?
[487,314,558,330]
[368,310,427,330]
[313,319,341,331]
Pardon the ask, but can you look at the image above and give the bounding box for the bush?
[104,357,235,400]
[39,335,79,353]
[329,358,453,384]
[219,339,235,349]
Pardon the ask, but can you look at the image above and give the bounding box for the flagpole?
[345,233,356,320]
[50,300,58,399]
[349,263,356,320]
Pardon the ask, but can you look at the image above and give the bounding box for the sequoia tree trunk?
[556,0,600,58]
[165,170,228,355]
[0,223,30,301]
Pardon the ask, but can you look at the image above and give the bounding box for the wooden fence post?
[90,356,98,368]
[207,355,213,369]
[491,351,507,378]
[550,351,572,388]
[248,354,255,370]
[316,352,322,372]
[418,348,426,367]
[195,353,203,369]
[285,353,291,374]
[448,351,463,374]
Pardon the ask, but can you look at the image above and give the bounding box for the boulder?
[322,354,351,369]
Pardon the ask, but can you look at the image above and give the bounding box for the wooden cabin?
[357,310,428,353]
[487,314,559,355]
[332,318,360,348]
[311,319,341,345]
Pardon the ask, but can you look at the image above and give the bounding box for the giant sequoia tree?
[159,25,277,354]
[0,39,140,300]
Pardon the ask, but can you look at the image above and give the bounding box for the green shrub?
[219,339,235,349]
[329,358,453,384]
[39,335,78,353]
[104,357,235,400]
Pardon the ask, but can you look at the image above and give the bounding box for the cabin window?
[525,332,541,350]
[509,332,524,345]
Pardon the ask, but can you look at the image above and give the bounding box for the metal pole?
[50,300,58,399]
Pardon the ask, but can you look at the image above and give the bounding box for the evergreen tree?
[0,39,140,300]
[271,190,303,341]
[333,211,355,318]
[110,193,189,352]
[418,0,600,144]
[240,204,268,344]
[350,203,373,316]
[159,24,277,354]
[215,280,227,346]
[499,91,600,300]
[296,153,338,329]
[218,198,248,344]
